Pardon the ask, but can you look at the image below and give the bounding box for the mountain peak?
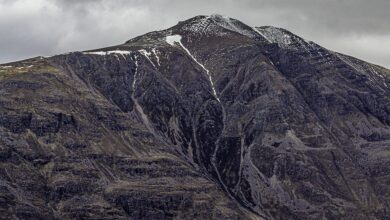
[125,15,284,46]
[173,14,260,39]
[174,15,318,48]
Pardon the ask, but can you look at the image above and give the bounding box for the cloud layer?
[1,0,389,68]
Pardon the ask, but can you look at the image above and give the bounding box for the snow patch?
[83,50,132,56]
[84,51,106,56]
[166,35,182,46]
[108,50,132,55]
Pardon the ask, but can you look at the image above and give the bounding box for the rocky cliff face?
[0,14,389,220]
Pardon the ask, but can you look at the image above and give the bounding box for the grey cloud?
[0,0,389,68]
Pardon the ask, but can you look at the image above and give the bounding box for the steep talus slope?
[0,14,389,219]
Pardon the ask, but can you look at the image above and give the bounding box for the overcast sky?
[0,0,389,68]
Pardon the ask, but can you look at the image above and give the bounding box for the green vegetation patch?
[0,59,60,80]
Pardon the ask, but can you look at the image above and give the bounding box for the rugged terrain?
[0,14,390,219]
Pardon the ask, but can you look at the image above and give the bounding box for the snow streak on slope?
[256,27,292,48]
[132,55,139,91]
[252,27,271,43]
[165,35,220,102]
[139,49,156,69]
[166,36,229,203]
[152,48,160,66]
[130,55,160,140]
[255,26,321,57]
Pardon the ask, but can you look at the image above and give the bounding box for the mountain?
[0,14,389,220]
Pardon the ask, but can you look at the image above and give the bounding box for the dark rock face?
[1,14,390,219]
